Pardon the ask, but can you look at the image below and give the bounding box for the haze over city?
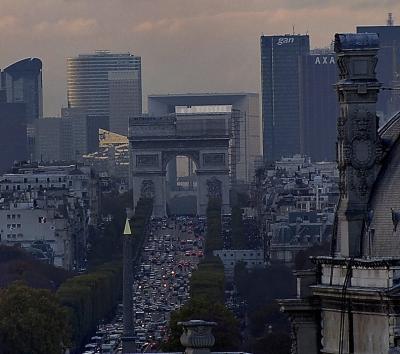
[0,0,398,115]
[2,1,400,353]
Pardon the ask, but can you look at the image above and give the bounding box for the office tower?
[86,115,109,153]
[261,35,310,162]
[109,71,141,135]
[61,107,88,158]
[1,58,43,123]
[61,108,109,158]
[34,117,73,162]
[0,92,27,171]
[148,93,261,184]
[357,21,400,121]
[67,51,141,134]
[299,50,338,161]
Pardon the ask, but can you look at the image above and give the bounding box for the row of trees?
[231,205,247,249]
[163,198,241,352]
[57,261,123,351]
[0,244,71,290]
[58,197,153,352]
[0,282,70,354]
[87,191,133,267]
[0,195,153,354]
[234,262,296,354]
[204,198,223,255]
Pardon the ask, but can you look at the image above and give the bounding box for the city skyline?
[0,0,398,116]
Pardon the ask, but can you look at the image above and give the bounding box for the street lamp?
[122,216,136,353]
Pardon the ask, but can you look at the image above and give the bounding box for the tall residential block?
[1,58,43,123]
[67,51,141,135]
[261,35,310,162]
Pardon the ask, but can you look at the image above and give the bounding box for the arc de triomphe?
[129,114,230,217]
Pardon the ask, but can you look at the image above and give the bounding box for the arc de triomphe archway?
[129,115,230,217]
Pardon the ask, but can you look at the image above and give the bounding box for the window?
[12,224,16,228]
[16,224,21,228]
[12,215,15,219]
[17,214,21,219]
[7,215,10,219]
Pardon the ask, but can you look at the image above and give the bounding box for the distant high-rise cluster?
[261,23,400,163]
[261,34,338,162]
[67,51,142,136]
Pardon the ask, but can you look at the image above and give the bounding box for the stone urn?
[179,320,217,354]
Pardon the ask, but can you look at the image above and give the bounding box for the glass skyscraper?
[299,51,338,161]
[1,58,43,123]
[67,51,142,134]
[261,35,310,162]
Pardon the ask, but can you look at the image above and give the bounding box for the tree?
[231,206,247,249]
[0,282,70,354]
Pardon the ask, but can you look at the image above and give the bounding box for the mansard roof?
[367,111,400,257]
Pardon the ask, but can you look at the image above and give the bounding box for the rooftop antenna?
[387,13,394,26]
[292,25,295,35]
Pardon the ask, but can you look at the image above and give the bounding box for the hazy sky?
[0,0,398,116]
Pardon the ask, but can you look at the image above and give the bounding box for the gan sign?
[277,37,294,46]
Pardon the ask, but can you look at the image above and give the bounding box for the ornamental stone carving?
[179,320,216,354]
[140,180,155,199]
[352,109,372,139]
[206,177,222,199]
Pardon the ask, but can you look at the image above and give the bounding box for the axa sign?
[315,56,335,64]
[277,37,294,46]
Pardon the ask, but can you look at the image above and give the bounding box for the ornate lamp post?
[122,216,136,353]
